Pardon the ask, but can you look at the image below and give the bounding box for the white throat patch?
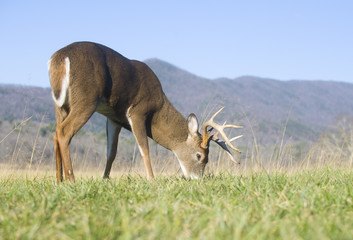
[173,152,188,178]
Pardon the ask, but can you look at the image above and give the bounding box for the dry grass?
[1,109,353,179]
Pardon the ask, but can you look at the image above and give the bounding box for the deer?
[48,42,242,183]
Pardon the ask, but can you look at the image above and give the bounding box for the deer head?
[173,107,243,179]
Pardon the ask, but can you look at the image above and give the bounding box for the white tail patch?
[47,59,51,72]
[51,57,70,107]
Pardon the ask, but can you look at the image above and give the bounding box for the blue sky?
[0,1,352,87]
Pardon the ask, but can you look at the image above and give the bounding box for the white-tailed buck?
[48,42,242,182]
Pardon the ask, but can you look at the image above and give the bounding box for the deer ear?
[187,113,199,135]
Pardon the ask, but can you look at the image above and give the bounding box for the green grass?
[1,169,353,239]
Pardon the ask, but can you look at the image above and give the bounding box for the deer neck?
[150,96,189,151]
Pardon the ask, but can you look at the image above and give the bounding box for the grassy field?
[1,112,353,239]
[1,169,353,239]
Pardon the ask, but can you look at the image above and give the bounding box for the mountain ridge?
[1,58,352,145]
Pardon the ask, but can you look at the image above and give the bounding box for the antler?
[201,107,243,163]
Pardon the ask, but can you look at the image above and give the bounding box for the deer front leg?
[103,118,122,179]
[128,114,154,179]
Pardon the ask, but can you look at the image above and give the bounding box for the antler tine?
[210,107,225,121]
[213,138,240,164]
[223,123,243,129]
[211,123,243,152]
[201,107,243,159]
[202,107,224,135]
[230,135,243,143]
[201,107,225,148]
[212,127,242,153]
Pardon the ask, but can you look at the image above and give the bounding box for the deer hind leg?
[103,118,122,179]
[54,106,67,183]
[127,113,154,179]
[55,105,96,183]
[54,131,63,183]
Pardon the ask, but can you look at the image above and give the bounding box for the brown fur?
[49,42,209,182]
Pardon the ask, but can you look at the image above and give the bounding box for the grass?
[1,111,353,239]
[1,169,353,239]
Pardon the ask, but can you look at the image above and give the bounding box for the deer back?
[49,42,165,126]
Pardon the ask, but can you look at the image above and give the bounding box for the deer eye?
[196,153,202,161]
